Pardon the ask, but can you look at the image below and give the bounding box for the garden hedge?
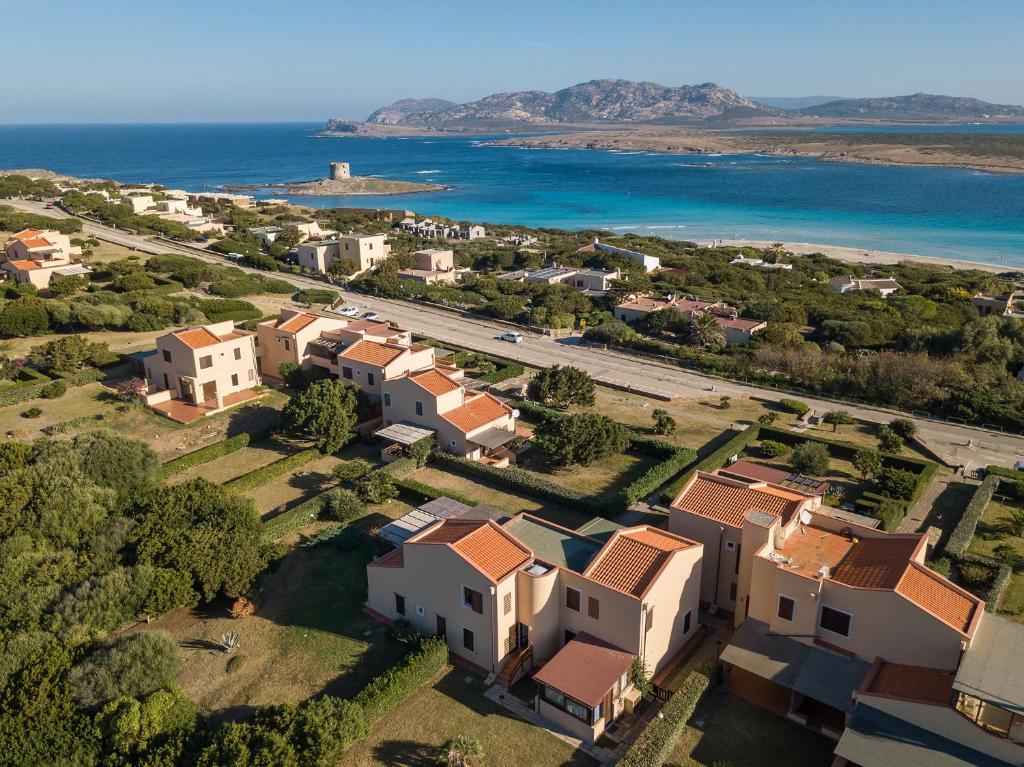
[0,379,54,408]
[432,451,591,509]
[395,477,478,508]
[952,550,1012,610]
[155,432,255,480]
[661,426,761,504]
[55,368,106,386]
[261,492,329,541]
[617,441,696,507]
[617,659,720,767]
[224,448,321,491]
[353,635,448,724]
[945,475,1000,558]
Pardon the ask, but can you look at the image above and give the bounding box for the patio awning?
[470,426,517,449]
[533,633,635,707]
[374,422,435,446]
[954,613,1024,714]
[53,264,92,276]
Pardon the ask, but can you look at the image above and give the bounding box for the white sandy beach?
[703,239,1018,274]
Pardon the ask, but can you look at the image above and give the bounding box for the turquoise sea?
[1,122,1022,266]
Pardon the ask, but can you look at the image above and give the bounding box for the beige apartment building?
[2,228,89,289]
[366,515,702,741]
[296,234,388,274]
[142,321,261,423]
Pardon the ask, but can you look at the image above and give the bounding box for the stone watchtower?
[329,162,351,180]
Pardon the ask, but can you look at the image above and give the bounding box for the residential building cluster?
[397,248,464,285]
[829,274,903,297]
[1,228,91,288]
[497,265,621,297]
[296,233,389,275]
[576,238,661,272]
[396,216,486,241]
[614,294,767,345]
[120,189,225,235]
[972,289,1024,320]
[248,221,336,247]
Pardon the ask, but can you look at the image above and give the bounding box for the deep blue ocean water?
[1,122,1022,266]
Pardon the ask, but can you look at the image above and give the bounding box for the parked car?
[339,306,359,317]
[44,204,55,209]
[499,331,523,344]
[361,311,381,321]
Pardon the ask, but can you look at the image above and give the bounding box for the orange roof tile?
[671,472,806,528]
[369,548,404,568]
[11,229,43,240]
[5,259,40,270]
[415,519,531,582]
[896,562,981,635]
[830,536,923,589]
[868,662,955,705]
[410,368,460,396]
[442,393,511,433]
[278,312,318,332]
[174,327,223,349]
[20,237,53,249]
[585,527,695,597]
[339,339,405,366]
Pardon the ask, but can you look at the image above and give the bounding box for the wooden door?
[202,381,217,402]
[436,615,447,640]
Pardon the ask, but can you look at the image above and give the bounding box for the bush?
[67,631,181,708]
[877,425,904,454]
[354,636,448,724]
[875,499,906,532]
[959,562,994,587]
[877,467,918,501]
[889,418,918,439]
[929,558,952,577]
[261,493,328,540]
[355,470,399,504]
[40,379,68,399]
[535,411,630,467]
[527,365,596,409]
[777,398,810,416]
[789,441,829,476]
[20,406,43,418]
[332,458,373,484]
[617,439,696,507]
[618,660,719,767]
[946,475,1000,557]
[295,288,339,305]
[155,432,257,480]
[0,297,52,336]
[323,487,363,522]
[224,449,321,492]
[759,440,789,458]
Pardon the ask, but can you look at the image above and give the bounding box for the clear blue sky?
[5,0,1023,123]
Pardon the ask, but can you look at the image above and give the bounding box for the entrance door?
[179,377,196,403]
[518,622,529,648]
[202,381,217,402]
[436,615,447,640]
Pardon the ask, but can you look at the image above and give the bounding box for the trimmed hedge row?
[156,432,255,480]
[432,451,591,509]
[353,635,448,724]
[986,465,1024,491]
[261,492,329,541]
[224,448,321,491]
[478,361,525,384]
[55,367,106,386]
[946,475,1000,557]
[619,442,696,507]
[617,659,720,767]
[395,477,478,508]
[0,379,54,408]
[661,426,762,504]
[953,551,1012,611]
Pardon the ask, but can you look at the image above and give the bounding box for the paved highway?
[9,198,1024,471]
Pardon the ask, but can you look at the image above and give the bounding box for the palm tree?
[688,312,726,351]
[441,736,484,767]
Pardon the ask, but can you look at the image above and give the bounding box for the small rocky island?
[243,162,445,196]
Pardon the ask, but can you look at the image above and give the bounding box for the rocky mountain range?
[796,93,1024,120]
[365,98,458,125]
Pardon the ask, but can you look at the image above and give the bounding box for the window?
[588,596,600,620]
[735,543,742,574]
[683,610,692,634]
[233,347,242,360]
[725,541,736,551]
[231,373,239,387]
[199,355,212,370]
[162,349,172,362]
[819,605,851,637]
[342,367,353,380]
[367,372,375,386]
[729,582,737,601]
[565,699,588,721]
[620,672,629,691]
[415,401,423,416]
[503,592,512,615]
[462,627,475,652]
[778,595,796,622]
[247,369,255,381]
[543,686,565,708]
[395,593,406,616]
[416,605,425,617]
[284,339,290,352]
[592,702,601,722]
[462,585,483,614]
[384,392,392,407]
[566,587,581,612]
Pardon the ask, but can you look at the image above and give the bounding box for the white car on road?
[499,331,523,344]
[338,306,359,317]
[362,311,382,321]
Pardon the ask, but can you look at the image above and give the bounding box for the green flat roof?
[504,516,602,573]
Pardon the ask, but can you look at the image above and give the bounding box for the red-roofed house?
[142,320,261,422]
[2,228,89,289]
[614,294,767,344]
[366,514,703,741]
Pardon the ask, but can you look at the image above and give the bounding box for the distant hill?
[799,93,1024,120]
[751,95,845,110]
[365,80,774,127]
[366,98,458,125]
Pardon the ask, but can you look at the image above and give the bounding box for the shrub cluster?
[617,660,719,767]
[946,476,1001,558]
[224,448,322,492]
[353,635,448,724]
[777,398,810,416]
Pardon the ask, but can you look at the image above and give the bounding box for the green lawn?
[967,495,1024,619]
[669,692,836,767]
[170,436,300,486]
[343,668,598,767]
[517,448,659,496]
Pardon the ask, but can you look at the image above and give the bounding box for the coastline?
[707,239,1018,274]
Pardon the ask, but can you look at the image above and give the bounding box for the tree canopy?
[527,365,596,409]
[279,379,363,453]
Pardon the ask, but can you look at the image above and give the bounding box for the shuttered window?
[587,596,600,620]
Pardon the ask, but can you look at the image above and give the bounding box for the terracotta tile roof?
[532,633,635,706]
[410,368,460,396]
[277,312,318,332]
[369,548,404,568]
[414,519,531,582]
[896,562,980,635]
[585,527,695,597]
[830,536,923,589]
[6,259,39,270]
[11,228,44,239]
[20,237,53,249]
[174,327,223,349]
[442,393,511,434]
[671,472,806,528]
[868,661,954,705]
[338,339,405,366]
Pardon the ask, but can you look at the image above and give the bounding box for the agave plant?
[440,735,483,767]
[220,632,239,653]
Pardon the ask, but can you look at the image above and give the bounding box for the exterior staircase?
[497,643,533,687]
